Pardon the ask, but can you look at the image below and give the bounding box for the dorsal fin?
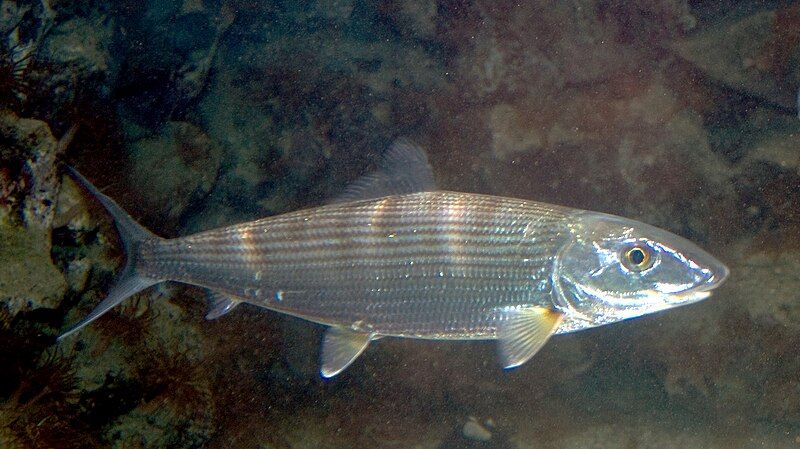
[331,138,436,204]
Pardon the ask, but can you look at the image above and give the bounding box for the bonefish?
[59,140,728,377]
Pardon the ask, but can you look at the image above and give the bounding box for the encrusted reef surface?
[0,0,798,448]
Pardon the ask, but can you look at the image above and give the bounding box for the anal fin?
[206,291,241,320]
[320,327,373,378]
[496,305,564,369]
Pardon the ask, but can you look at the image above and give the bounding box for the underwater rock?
[614,100,736,239]
[112,0,230,131]
[439,415,514,449]
[0,109,65,229]
[449,0,658,103]
[313,0,354,23]
[0,110,68,315]
[379,0,438,40]
[51,176,107,292]
[541,3,644,85]
[733,250,800,332]
[487,103,545,161]
[25,8,118,124]
[462,416,492,441]
[747,131,800,173]
[454,25,563,102]
[378,334,593,416]
[0,221,67,316]
[735,134,800,245]
[103,361,214,449]
[550,422,734,449]
[0,1,30,36]
[598,0,698,40]
[169,5,235,121]
[195,31,443,223]
[41,16,113,85]
[0,1,34,106]
[672,8,800,109]
[149,293,206,361]
[701,99,793,164]
[58,265,212,446]
[127,121,221,233]
[478,77,737,244]
[194,65,287,226]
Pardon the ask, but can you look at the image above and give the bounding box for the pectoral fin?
[320,327,373,378]
[205,291,241,320]
[496,305,564,369]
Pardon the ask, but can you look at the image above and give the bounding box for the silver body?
[59,141,728,377]
[142,192,574,339]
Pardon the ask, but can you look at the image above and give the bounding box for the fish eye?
[621,244,654,272]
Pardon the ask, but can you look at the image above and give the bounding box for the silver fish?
[59,140,729,377]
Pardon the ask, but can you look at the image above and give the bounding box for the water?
[0,1,798,448]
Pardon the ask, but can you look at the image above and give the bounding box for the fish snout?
[692,245,730,292]
[702,260,729,291]
[666,258,729,305]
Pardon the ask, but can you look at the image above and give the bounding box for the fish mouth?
[668,262,730,304]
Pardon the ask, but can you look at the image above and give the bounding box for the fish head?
[552,212,729,327]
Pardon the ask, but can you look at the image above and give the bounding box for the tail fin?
[58,167,161,341]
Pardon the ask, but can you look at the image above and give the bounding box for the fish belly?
[139,192,570,339]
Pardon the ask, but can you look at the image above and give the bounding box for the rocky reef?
[0,0,798,448]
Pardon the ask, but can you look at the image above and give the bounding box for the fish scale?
[139,191,570,339]
[58,140,728,378]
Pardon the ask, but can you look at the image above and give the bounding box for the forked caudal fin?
[57,167,161,341]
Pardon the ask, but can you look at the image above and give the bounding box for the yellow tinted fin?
[496,305,564,369]
[320,327,373,378]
